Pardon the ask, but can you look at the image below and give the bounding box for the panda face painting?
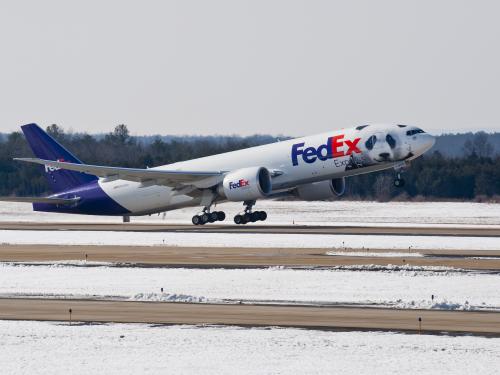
[363,131,407,162]
[351,124,434,166]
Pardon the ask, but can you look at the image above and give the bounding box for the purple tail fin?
[21,123,97,193]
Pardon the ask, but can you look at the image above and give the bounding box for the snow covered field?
[1,264,499,310]
[0,200,499,226]
[0,229,498,250]
[0,321,498,375]
[1,200,498,373]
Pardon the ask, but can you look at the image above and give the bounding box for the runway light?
[418,317,422,334]
[69,308,72,326]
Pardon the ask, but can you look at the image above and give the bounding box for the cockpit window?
[365,135,376,150]
[406,128,425,136]
[397,124,407,128]
[386,134,396,149]
[356,125,369,131]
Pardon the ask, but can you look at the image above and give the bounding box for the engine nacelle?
[294,177,346,201]
[219,167,272,201]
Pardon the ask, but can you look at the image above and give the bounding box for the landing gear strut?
[233,200,267,225]
[393,172,405,188]
[192,207,226,225]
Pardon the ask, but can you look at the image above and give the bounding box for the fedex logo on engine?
[44,158,65,173]
[229,179,250,190]
[291,134,361,166]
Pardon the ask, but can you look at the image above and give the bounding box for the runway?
[0,221,499,237]
[1,219,499,338]
[1,298,499,335]
[1,244,500,270]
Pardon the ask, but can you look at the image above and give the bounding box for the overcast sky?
[0,0,499,136]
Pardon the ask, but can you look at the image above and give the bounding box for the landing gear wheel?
[199,213,209,224]
[394,178,405,188]
[234,214,243,224]
[257,211,267,221]
[250,212,258,222]
[192,215,202,225]
[216,211,226,221]
[209,212,218,223]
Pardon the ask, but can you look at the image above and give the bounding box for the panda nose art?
[379,152,390,159]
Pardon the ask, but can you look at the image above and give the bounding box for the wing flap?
[14,158,224,187]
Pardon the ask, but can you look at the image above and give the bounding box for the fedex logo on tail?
[291,134,361,166]
[229,179,250,189]
[44,159,65,173]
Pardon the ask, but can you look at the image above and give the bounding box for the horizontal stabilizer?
[14,158,224,187]
[0,196,80,205]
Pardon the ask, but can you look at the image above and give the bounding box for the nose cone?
[422,133,436,152]
[410,131,435,157]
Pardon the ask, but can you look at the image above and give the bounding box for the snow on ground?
[0,200,499,226]
[1,264,499,310]
[0,229,499,250]
[0,321,498,375]
[326,251,424,257]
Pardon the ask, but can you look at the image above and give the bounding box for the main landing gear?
[192,209,226,225]
[233,200,267,225]
[191,201,268,226]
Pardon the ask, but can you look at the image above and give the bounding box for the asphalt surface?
[1,298,499,335]
[1,244,499,270]
[0,222,499,237]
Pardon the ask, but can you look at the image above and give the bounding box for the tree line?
[0,124,498,201]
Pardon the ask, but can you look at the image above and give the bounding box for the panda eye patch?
[365,135,376,150]
[386,134,396,149]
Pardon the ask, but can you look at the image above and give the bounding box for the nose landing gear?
[393,161,409,188]
[394,172,405,188]
[233,200,267,225]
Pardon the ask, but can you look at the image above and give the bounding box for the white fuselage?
[99,124,435,215]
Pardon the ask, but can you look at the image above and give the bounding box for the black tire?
[216,211,226,221]
[243,213,252,223]
[209,212,218,223]
[258,211,267,221]
[394,178,405,188]
[192,215,201,225]
[250,212,258,222]
[201,213,209,224]
[234,214,243,224]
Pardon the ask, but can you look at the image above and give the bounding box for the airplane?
[3,123,435,225]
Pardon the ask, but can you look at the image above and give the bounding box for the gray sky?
[1,0,499,136]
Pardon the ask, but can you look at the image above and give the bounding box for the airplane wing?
[14,158,224,188]
[0,196,80,204]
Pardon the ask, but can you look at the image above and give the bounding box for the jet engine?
[218,167,272,201]
[294,177,346,201]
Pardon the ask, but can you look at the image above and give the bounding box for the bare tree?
[373,174,395,201]
[463,132,493,158]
